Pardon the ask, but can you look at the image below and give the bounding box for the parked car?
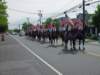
[19,31,25,36]
[11,32,17,35]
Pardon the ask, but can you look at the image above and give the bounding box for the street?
[0,35,100,75]
[0,35,57,75]
[0,0,100,75]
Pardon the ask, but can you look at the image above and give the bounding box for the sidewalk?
[86,39,100,46]
[0,35,13,47]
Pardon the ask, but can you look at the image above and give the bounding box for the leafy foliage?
[52,19,60,29]
[0,0,8,32]
[13,28,20,33]
[22,22,32,31]
[44,18,60,28]
[44,18,52,27]
[92,5,100,32]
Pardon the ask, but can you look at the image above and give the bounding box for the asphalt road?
[0,35,100,75]
[0,35,57,75]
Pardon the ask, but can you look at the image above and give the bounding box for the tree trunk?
[97,26,100,36]
[90,28,92,36]
[95,27,98,37]
[1,33,5,41]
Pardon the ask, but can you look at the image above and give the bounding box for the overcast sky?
[5,0,99,29]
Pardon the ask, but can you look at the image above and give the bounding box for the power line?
[54,0,76,12]
[49,0,100,18]
[47,0,84,18]
[7,0,81,18]
[8,8,59,19]
[7,0,100,21]
[8,8,38,15]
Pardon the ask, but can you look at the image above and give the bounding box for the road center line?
[10,35,63,75]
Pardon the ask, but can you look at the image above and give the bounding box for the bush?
[90,35,98,40]
[0,25,7,33]
[86,34,98,40]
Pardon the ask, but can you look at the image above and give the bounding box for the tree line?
[0,0,8,33]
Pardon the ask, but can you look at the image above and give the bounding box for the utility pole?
[83,0,85,29]
[27,17,30,24]
[19,24,21,32]
[26,17,30,30]
[38,10,42,25]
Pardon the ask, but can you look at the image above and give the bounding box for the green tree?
[22,22,28,31]
[52,19,60,29]
[92,4,100,33]
[0,0,8,32]
[13,28,20,33]
[22,22,32,31]
[44,18,52,27]
[0,0,8,41]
